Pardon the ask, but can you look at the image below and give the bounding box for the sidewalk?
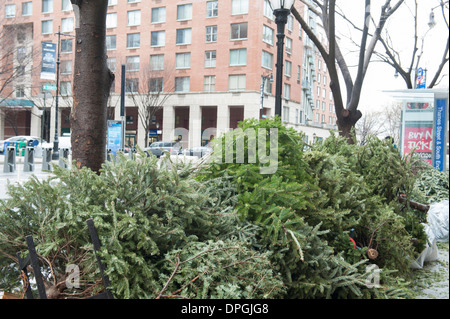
[0,154,55,200]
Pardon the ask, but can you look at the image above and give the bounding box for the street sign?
[43,84,57,91]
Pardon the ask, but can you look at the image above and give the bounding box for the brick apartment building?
[0,0,336,148]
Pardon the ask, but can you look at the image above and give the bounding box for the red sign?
[403,125,433,164]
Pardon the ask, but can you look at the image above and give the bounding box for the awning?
[0,98,34,108]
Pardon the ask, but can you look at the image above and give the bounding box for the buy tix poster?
[403,124,433,165]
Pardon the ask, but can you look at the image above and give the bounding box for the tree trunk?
[70,0,113,173]
[337,109,362,144]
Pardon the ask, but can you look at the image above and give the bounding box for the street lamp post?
[52,27,75,160]
[52,27,62,160]
[269,0,295,118]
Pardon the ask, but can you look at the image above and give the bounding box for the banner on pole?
[40,42,57,80]
[107,120,124,156]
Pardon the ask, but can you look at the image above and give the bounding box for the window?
[22,2,32,16]
[61,60,72,74]
[128,0,140,3]
[229,48,247,66]
[42,20,53,34]
[127,10,141,26]
[151,31,165,46]
[297,65,301,81]
[177,4,192,21]
[230,22,247,40]
[151,7,166,23]
[206,26,217,43]
[6,4,16,18]
[127,33,140,48]
[204,76,216,92]
[106,13,117,28]
[15,86,25,98]
[148,78,164,92]
[317,73,321,84]
[125,78,139,93]
[231,0,248,15]
[329,103,334,112]
[107,58,116,72]
[283,106,289,122]
[205,51,216,68]
[16,65,25,77]
[263,25,274,45]
[42,0,53,13]
[263,0,273,19]
[108,0,117,5]
[285,61,292,77]
[261,50,273,69]
[17,47,27,62]
[61,18,73,33]
[176,52,191,69]
[175,77,190,92]
[62,0,72,11]
[262,75,272,94]
[176,28,192,45]
[322,101,326,111]
[285,38,292,54]
[60,81,72,96]
[206,1,218,17]
[321,114,325,123]
[287,15,293,31]
[284,84,291,100]
[150,54,164,71]
[106,35,116,50]
[61,39,73,53]
[126,56,140,71]
[228,74,246,91]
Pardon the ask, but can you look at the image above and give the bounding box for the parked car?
[144,141,182,158]
[182,146,213,158]
[0,136,44,156]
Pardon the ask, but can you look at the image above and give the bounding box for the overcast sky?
[333,0,449,113]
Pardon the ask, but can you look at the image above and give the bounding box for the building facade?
[0,0,337,148]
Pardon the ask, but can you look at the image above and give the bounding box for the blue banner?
[432,99,447,171]
[40,42,57,80]
[107,120,123,156]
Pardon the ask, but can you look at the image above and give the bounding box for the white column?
[189,104,201,148]
[162,105,175,143]
[217,104,230,137]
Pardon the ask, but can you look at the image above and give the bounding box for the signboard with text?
[432,99,448,171]
[403,124,433,165]
[107,120,124,156]
[40,42,57,80]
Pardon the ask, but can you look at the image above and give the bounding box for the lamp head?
[269,0,295,11]
[428,11,436,29]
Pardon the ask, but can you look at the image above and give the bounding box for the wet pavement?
[412,242,449,299]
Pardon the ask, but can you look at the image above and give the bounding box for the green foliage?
[0,153,282,298]
[1,118,436,300]
[411,161,449,204]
